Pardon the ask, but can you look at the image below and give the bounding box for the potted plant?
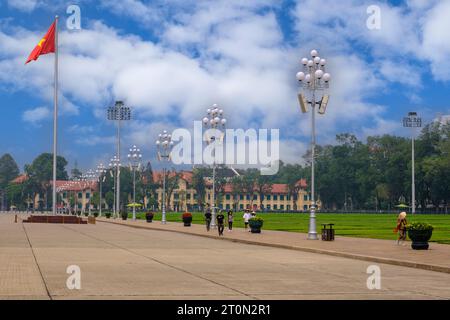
[93,211,99,218]
[121,212,128,221]
[407,222,434,250]
[249,217,263,233]
[83,211,89,217]
[105,212,112,219]
[182,212,193,226]
[145,212,154,223]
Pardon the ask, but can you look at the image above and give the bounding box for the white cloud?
[7,0,38,12]
[1,0,450,165]
[22,106,50,124]
[422,0,450,81]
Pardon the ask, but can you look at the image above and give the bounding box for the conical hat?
[399,212,407,219]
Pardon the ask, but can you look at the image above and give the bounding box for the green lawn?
[130,212,450,244]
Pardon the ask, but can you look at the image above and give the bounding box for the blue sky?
[0,0,449,174]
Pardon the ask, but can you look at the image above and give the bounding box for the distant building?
[12,170,317,213]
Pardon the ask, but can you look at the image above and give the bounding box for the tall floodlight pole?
[96,163,107,217]
[156,130,174,224]
[403,112,422,214]
[109,156,121,218]
[202,104,227,228]
[296,49,331,240]
[107,101,131,219]
[128,145,142,221]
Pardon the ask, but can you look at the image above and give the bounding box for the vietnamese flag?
[25,21,56,64]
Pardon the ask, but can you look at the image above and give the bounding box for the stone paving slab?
[1,214,450,300]
[97,217,450,274]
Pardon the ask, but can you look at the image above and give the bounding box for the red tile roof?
[12,174,27,184]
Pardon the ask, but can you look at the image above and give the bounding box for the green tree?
[0,153,20,210]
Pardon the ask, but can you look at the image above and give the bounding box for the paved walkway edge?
[98,219,450,274]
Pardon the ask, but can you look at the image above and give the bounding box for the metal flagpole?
[52,16,59,215]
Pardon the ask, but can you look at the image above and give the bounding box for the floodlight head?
[298,93,309,113]
[318,95,329,114]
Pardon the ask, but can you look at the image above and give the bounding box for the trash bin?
[321,223,335,241]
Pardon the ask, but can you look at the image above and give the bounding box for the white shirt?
[243,213,251,222]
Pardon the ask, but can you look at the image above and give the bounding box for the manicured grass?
[130,212,450,244]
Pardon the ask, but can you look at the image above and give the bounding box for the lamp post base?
[307,232,319,240]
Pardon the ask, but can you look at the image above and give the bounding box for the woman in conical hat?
[396,212,408,245]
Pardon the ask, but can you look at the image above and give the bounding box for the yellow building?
[153,171,315,212]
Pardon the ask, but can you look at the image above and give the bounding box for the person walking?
[243,209,251,231]
[205,205,212,232]
[217,210,225,236]
[227,210,234,232]
[395,212,408,245]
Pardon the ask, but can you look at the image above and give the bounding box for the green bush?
[249,217,263,222]
[407,222,434,231]
[105,212,112,218]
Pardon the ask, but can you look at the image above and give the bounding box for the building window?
[286,195,290,200]
[280,195,284,201]
[304,195,308,201]
[208,194,210,200]
[86,193,90,199]
[304,205,308,210]
[253,194,257,200]
[280,205,284,210]
[63,192,67,198]
[194,193,198,199]
[240,195,244,200]
[274,205,278,210]
[267,205,271,210]
[240,204,244,209]
[273,195,278,201]
[246,194,250,200]
[226,194,231,200]
[78,192,82,199]
[287,205,290,211]
[226,204,230,209]
[266,195,271,200]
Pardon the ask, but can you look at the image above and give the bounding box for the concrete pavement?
[98,216,450,274]
[1,214,449,299]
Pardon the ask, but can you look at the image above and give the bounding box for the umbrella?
[395,204,409,208]
[126,203,143,208]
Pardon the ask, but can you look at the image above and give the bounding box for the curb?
[98,219,450,274]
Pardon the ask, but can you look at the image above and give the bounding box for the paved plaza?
[0,214,449,300]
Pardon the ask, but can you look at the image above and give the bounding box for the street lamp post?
[107,101,131,219]
[156,130,174,224]
[296,49,331,240]
[84,169,97,216]
[128,145,142,221]
[109,155,121,218]
[403,112,422,214]
[202,104,227,228]
[96,163,107,217]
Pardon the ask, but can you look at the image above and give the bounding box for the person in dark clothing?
[204,205,212,231]
[217,211,225,236]
[227,210,233,232]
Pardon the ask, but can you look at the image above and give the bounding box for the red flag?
[25,21,56,64]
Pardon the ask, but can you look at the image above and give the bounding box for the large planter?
[249,220,263,233]
[408,229,433,250]
[121,213,128,221]
[183,217,192,227]
[146,214,154,223]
